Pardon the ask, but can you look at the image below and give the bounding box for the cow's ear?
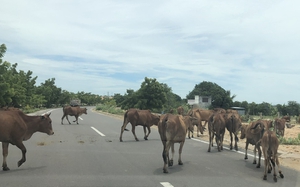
[48,113,51,117]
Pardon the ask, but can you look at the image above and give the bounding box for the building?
[187,95,212,109]
[230,107,245,116]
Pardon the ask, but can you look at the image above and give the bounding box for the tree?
[35,78,62,108]
[135,77,167,111]
[186,81,235,109]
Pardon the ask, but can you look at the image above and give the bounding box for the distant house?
[231,107,245,116]
[187,95,212,109]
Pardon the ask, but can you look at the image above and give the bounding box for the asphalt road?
[0,107,299,187]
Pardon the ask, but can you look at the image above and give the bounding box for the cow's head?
[83,108,88,114]
[151,114,160,126]
[39,113,54,135]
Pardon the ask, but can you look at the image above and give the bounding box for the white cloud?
[1,0,300,104]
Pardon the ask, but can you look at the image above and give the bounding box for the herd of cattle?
[120,107,287,182]
[0,105,289,182]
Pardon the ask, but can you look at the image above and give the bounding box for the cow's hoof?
[256,164,260,168]
[135,138,139,141]
[178,161,183,165]
[2,166,10,171]
[163,169,168,173]
[279,172,284,178]
[253,160,256,164]
[263,175,267,180]
[119,139,123,142]
[244,156,248,160]
[144,137,148,140]
[168,160,173,166]
[273,176,277,182]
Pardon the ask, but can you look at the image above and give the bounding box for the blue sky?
[1,0,299,105]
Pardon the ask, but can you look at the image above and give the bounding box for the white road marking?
[191,138,264,160]
[91,126,106,137]
[160,182,174,187]
[79,117,83,120]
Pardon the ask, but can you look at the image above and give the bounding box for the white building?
[187,95,212,109]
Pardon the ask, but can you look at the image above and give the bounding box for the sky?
[1,0,299,105]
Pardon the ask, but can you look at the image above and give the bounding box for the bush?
[96,104,124,115]
[279,133,300,145]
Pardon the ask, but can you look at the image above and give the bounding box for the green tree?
[136,77,166,111]
[35,78,62,108]
[286,101,300,116]
[186,81,235,109]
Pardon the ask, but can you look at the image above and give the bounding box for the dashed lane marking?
[91,126,106,137]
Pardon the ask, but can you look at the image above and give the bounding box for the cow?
[251,122,284,182]
[240,120,273,168]
[158,114,195,173]
[274,118,286,136]
[0,110,54,171]
[281,115,290,122]
[186,109,204,138]
[119,109,160,142]
[207,112,226,152]
[177,106,184,115]
[61,106,87,125]
[225,110,242,151]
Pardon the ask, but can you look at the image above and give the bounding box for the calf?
[158,114,194,173]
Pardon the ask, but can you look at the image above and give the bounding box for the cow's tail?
[161,114,169,141]
[123,110,129,131]
[251,122,265,138]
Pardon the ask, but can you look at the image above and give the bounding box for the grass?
[279,133,300,145]
[95,104,125,115]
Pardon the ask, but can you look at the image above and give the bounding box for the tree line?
[1,43,299,116]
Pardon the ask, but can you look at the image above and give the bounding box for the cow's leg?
[163,142,171,173]
[196,123,201,137]
[73,115,79,124]
[229,132,233,150]
[257,145,262,168]
[15,141,27,168]
[276,154,284,179]
[131,125,139,141]
[252,145,257,165]
[2,143,10,171]
[144,126,151,140]
[169,143,174,166]
[234,133,239,151]
[178,141,185,165]
[263,155,268,180]
[119,121,129,142]
[207,128,212,152]
[220,132,224,150]
[61,115,66,125]
[244,141,249,160]
[65,115,71,124]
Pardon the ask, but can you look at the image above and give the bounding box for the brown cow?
[158,114,195,173]
[177,106,184,115]
[225,111,242,151]
[61,106,87,125]
[186,109,204,138]
[207,112,226,152]
[274,118,286,136]
[119,109,160,142]
[251,122,284,181]
[0,110,54,171]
